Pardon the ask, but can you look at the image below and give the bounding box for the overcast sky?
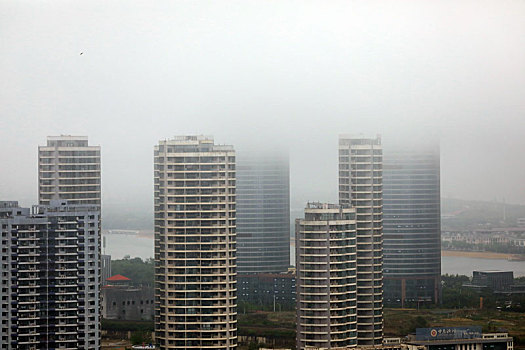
[1,0,524,219]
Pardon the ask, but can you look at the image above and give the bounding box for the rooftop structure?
[107,274,132,282]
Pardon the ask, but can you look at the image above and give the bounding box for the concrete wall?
[102,286,154,321]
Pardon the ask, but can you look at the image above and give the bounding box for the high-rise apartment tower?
[236,153,290,274]
[296,203,357,350]
[383,145,441,306]
[38,136,101,208]
[0,200,101,349]
[154,136,237,349]
[339,135,383,345]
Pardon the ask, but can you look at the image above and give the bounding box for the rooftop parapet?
[45,135,92,147]
[157,135,234,152]
[339,134,382,146]
[0,201,20,208]
[306,202,341,210]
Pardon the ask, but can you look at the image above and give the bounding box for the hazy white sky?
[1,0,524,219]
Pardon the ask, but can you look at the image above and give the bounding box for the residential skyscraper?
[38,135,101,208]
[295,202,357,350]
[236,152,290,274]
[339,135,383,346]
[154,136,237,349]
[382,145,441,306]
[0,200,101,349]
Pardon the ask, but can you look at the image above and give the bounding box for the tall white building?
[38,136,101,208]
[339,135,383,346]
[0,200,101,349]
[295,202,357,350]
[154,136,237,349]
[37,135,102,348]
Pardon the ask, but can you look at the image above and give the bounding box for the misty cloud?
[1,0,524,223]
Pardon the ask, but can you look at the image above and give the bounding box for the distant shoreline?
[441,250,525,261]
[103,229,153,238]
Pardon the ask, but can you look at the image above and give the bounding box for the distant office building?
[517,218,525,228]
[154,136,237,349]
[405,327,513,350]
[0,200,101,349]
[339,135,383,345]
[296,203,357,350]
[38,135,101,208]
[382,145,441,306]
[101,274,154,321]
[236,152,290,274]
[101,254,112,286]
[464,271,514,292]
[238,272,295,310]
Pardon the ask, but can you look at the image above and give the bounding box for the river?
[102,231,154,260]
[103,233,524,277]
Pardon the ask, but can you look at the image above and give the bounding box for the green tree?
[130,330,153,345]
[111,257,154,286]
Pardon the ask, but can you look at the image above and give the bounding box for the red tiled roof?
[106,274,131,281]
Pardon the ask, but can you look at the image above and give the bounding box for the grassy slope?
[238,309,525,350]
[385,308,524,349]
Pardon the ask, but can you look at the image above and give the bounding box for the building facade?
[296,203,357,350]
[101,275,154,321]
[382,146,441,306]
[154,136,237,349]
[38,135,101,208]
[236,153,290,274]
[468,271,514,292]
[238,272,295,310]
[0,200,101,349]
[339,135,383,345]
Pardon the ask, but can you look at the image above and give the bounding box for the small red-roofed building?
[101,274,154,321]
[106,274,131,283]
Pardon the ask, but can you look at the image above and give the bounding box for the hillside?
[442,198,525,229]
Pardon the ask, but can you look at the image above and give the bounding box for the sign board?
[416,327,482,341]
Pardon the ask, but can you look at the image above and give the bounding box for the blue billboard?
[416,326,482,341]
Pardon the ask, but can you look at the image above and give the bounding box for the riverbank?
[442,250,525,261]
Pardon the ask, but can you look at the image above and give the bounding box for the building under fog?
[339,135,384,346]
[38,136,101,208]
[236,153,290,274]
[0,200,101,349]
[382,145,441,306]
